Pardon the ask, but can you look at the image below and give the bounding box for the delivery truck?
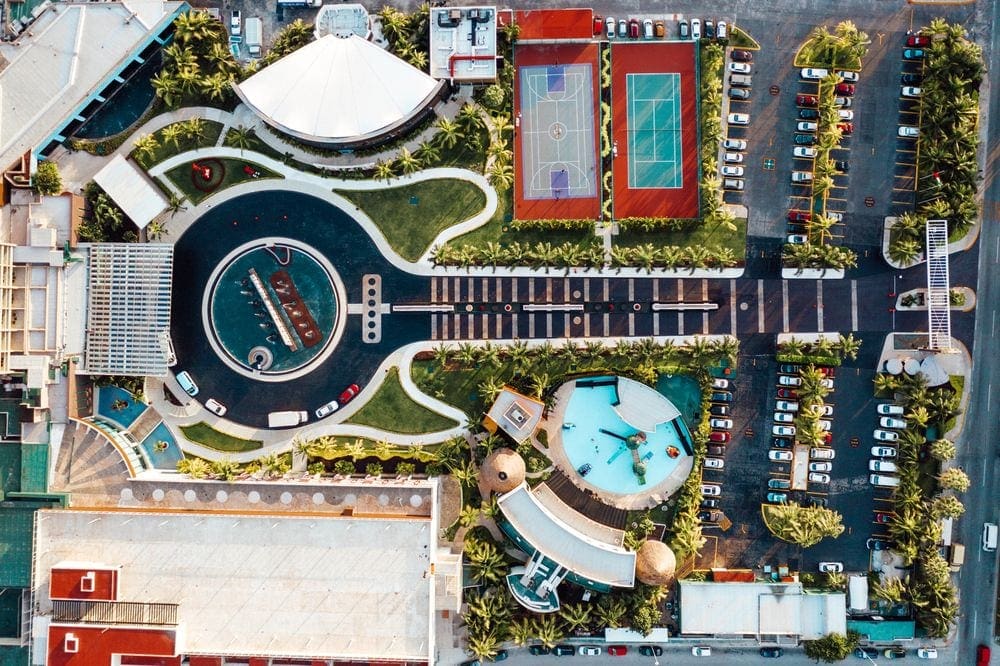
[268,410,308,428]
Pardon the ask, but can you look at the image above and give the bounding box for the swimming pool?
[96,386,147,428]
[561,376,692,495]
[139,422,183,470]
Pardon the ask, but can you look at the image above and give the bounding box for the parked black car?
[711,391,733,402]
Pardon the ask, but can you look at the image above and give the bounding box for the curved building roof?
[233,34,442,144]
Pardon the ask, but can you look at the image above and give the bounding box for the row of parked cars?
[898,38,928,139]
[597,16,733,41]
[720,49,754,192]
[789,68,858,196]
[701,378,734,503]
[869,402,905,487]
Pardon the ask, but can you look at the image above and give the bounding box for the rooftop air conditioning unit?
[80,572,95,593]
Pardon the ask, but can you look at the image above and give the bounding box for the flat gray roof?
[33,508,436,661]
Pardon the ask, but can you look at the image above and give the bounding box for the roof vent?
[79,572,95,593]
[64,633,79,654]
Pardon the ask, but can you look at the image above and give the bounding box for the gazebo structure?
[480,448,526,495]
[634,539,677,586]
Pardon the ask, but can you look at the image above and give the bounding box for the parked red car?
[838,122,854,135]
[874,512,893,524]
[593,15,604,35]
[788,211,811,222]
[906,34,931,47]
[709,431,730,443]
[608,645,629,656]
[628,18,640,38]
[777,388,798,399]
[835,83,855,95]
[796,94,818,107]
[732,49,753,62]
[976,644,991,666]
[817,366,836,377]
[338,383,361,404]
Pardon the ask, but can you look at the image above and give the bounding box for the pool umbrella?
[480,448,526,494]
[635,539,677,586]
[904,358,921,375]
[884,358,903,375]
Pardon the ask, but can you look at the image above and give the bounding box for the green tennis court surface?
[627,73,683,189]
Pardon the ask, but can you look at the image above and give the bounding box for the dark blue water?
[75,54,160,140]
[139,422,183,470]
[96,386,147,428]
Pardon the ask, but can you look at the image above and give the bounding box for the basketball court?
[514,43,601,220]
[611,42,699,219]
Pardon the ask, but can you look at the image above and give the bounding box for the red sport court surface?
[611,42,699,219]
[513,42,601,221]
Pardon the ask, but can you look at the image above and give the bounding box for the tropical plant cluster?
[762,502,845,547]
[300,435,441,472]
[698,43,725,221]
[378,6,432,71]
[78,183,136,242]
[616,217,695,233]
[510,218,595,232]
[870,371,964,637]
[776,333,862,368]
[888,20,984,265]
[803,631,861,662]
[176,453,291,481]
[132,117,223,169]
[151,11,244,109]
[795,21,870,70]
[32,161,62,195]
[782,242,858,272]
[262,20,314,65]
[610,243,741,272]
[791,364,836,448]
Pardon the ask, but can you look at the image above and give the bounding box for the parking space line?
[584,313,590,337]
[496,314,502,338]
[603,312,610,336]
[757,280,765,333]
[630,313,636,336]
[678,312,684,335]
[628,278,635,302]
[545,277,553,303]
[441,314,448,339]
[782,280,789,332]
[528,277,534,303]
[546,313,552,337]
[603,278,609,301]
[816,281,824,332]
[511,312,518,334]
[528,312,535,337]
[653,279,660,335]
[851,279,858,331]
[431,313,438,339]
[729,279,737,335]
[564,313,570,337]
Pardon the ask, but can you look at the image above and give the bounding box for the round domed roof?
[480,448,526,494]
[635,539,677,586]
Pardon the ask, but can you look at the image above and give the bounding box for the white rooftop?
[428,6,497,81]
[0,1,182,170]
[93,155,168,230]
[614,376,680,433]
[233,33,441,143]
[33,508,436,662]
[679,580,846,639]
[498,483,635,587]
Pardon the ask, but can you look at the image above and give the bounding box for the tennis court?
[627,73,683,189]
[518,63,598,201]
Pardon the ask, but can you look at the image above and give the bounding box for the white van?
[176,371,198,396]
[870,460,898,473]
[870,474,900,488]
[983,523,998,552]
[730,73,753,87]
[268,410,308,428]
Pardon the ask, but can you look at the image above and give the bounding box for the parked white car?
[724,152,744,163]
[728,62,751,74]
[710,418,733,429]
[769,450,793,462]
[723,138,747,151]
[701,483,721,496]
[205,398,227,417]
[810,447,836,460]
[793,146,817,158]
[819,562,843,573]
[880,416,907,429]
[727,112,750,125]
[871,446,898,457]
[773,425,796,437]
[838,70,859,82]
[874,429,900,441]
[902,86,922,97]
[712,378,730,389]
[870,460,898,473]
[801,67,829,79]
[778,375,802,386]
[774,412,794,423]
[898,126,920,138]
[838,109,854,120]
[776,400,799,412]
[791,171,813,183]
[704,457,725,469]
[877,404,904,415]
[809,472,831,484]
[721,165,744,177]
[797,121,818,132]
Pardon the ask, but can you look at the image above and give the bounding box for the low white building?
[428,6,497,81]
[679,580,847,641]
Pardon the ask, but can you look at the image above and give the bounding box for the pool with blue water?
[96,386,147,428]
[139,422,183,470]
[561,376,691,495]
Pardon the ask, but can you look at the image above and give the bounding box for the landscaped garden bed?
[164,157,282,204]
[344,368,459,434]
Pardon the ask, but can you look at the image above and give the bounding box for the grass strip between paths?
[346,368,459,434]
[179,422,263,453]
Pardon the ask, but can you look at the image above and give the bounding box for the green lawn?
[133,120,224,170]
[179,422,263,453]
[411,359,493,416]
[615,216,748,255]
[444,189,595,250]
[163,158,282,204]
[336,179,488,261]
[346,368,459,434]
[436,124,490,172]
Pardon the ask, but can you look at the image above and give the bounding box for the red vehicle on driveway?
[608,645,629,656]
[835,83,856,96]
[796,94,818,107]
[628,18,640,38]
[593,15,604,35]
[788,211,811,222]
[906,34,930,47]
[339,383,361,404]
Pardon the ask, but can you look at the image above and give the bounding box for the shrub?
[32,161,62,195]
[333,460,356,476]
[365,462,384,477]
[397,461,417,476]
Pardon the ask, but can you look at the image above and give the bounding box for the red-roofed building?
[46,624,180,666]
[513,9,593,41]
[50,564,120,602]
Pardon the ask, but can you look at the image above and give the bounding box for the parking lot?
[700,352,882,574]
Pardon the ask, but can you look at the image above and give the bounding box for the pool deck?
[541,379,693,511]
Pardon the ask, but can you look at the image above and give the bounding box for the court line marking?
[626,72,684,189]
[757,280,765,333]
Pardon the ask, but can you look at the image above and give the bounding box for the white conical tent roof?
[234,34,440,142]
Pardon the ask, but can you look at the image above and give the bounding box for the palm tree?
[396,147,421,175]
[809,214,837,243]
[872,576,907,604]
[465,539,507,584]
[529,614,565,648]
[779,337,807,356]
[873,373,901,395]
[937,468,970,492]
[166,193,187,217]
[559,602,593,633]
[175,65,202,96]
[466,630,502,660]
[595,595,628,628]
[435,117,462,149]
[345,438,366,461]
[457,103,482,133]
[478,376,505,403]
[837,333,862,360]
[225,125,255,154]
[182,117,206,142]
[161,124,183,150]
[199,72,231,102]
[488,162,514,191]
[508,617,533,647]
[150,71,181,108]
[888,237,922,265]
[133,134,159,163]
[416,140,440,164]
[373,160,396,182]
[906,406,931,429]
[146,219,168,240]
